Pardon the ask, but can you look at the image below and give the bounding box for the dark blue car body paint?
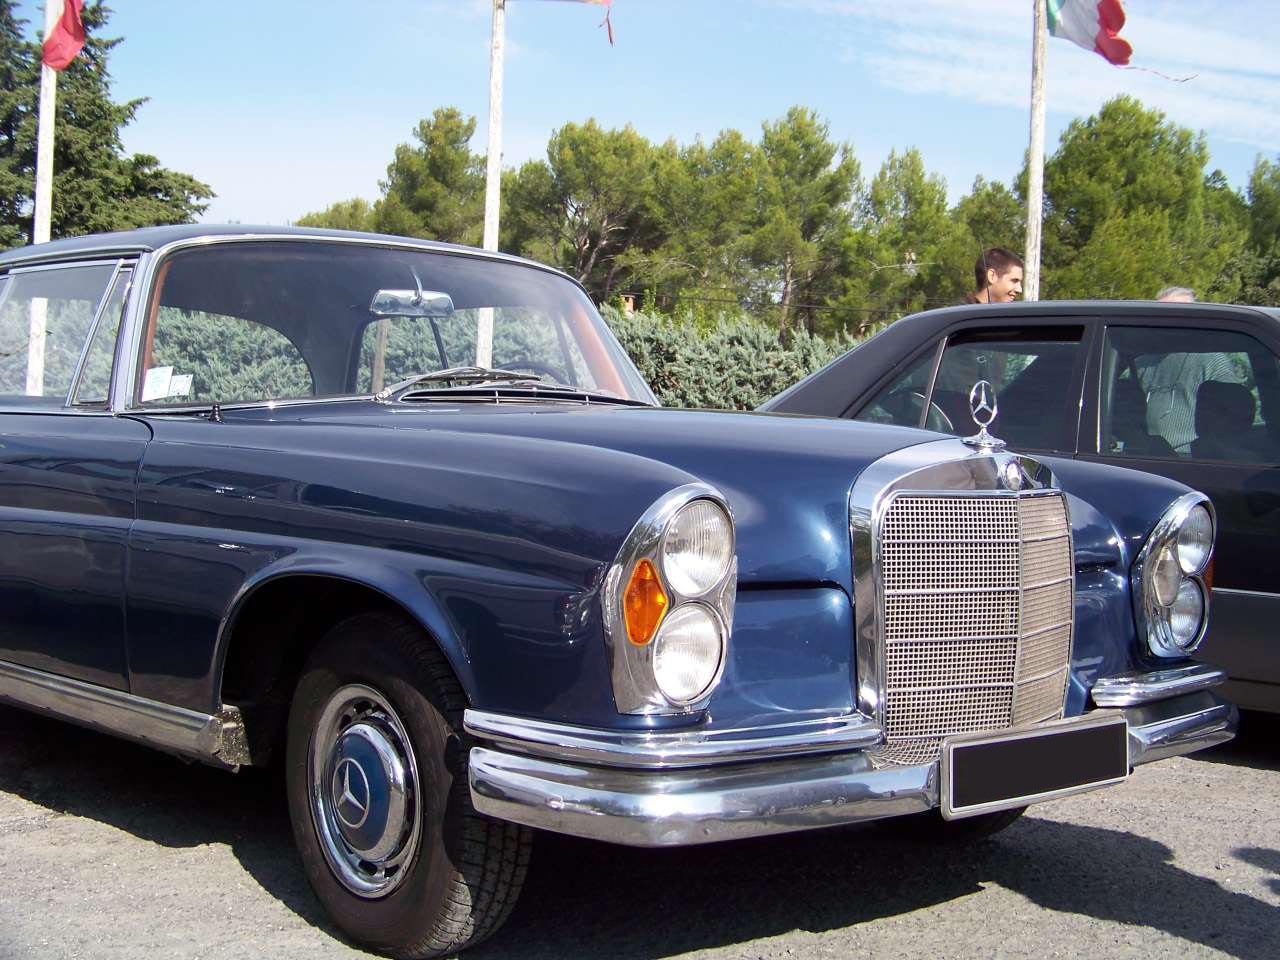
[28,397,1182,733]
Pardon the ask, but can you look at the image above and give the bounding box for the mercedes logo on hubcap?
[333,757,371,830]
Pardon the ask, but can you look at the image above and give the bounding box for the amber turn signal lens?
[624,558,668,645]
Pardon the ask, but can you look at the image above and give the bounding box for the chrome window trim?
[463,708,881,769]
[67,262,130,408]
[115,234,659,414]
[601,482,736,715]
[849,438,1065,731]
[0,658,248,767]
[916,336,947,428]
[1,258,124,277]
[1130,491,1215,657]
[0,258,129,414]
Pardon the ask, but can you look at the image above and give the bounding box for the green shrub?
[602,305,859,409]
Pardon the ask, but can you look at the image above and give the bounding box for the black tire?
[885,806,1026,844]
[285,611,531,958]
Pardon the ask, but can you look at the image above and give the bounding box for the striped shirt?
[1136,352,1244,453]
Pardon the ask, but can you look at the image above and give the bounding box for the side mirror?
[370,289,455,318]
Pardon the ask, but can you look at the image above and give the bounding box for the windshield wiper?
[375,367,542,401]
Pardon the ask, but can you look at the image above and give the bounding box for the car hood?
[243,400,942,591]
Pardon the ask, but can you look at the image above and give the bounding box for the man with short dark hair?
[966,247,1024,303]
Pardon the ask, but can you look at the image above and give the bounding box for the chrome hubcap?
[310,684,421,898]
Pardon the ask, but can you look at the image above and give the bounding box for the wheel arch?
[212,561,472,764]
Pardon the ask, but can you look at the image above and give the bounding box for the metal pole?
[476,0,504,367]
[33,0,60,245]
[483,0,505,253]
[1024,0,1047,302]
[28,1,62,397]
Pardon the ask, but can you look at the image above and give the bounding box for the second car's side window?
[1101,326,1279,464]
[853,348,940,429]
[928,328,1085,451]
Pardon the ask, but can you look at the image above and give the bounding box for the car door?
[852,321,1094,457]
[1082,317,1280,710]
[0,260,148,691]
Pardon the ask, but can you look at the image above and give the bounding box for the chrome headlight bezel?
[602,484,737,715]
[1132,492,1215,658]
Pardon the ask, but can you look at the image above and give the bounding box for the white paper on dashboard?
[168,373,194,398]
[141,366,173,402]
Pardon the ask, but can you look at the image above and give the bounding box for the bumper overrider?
[465,664,1235,847]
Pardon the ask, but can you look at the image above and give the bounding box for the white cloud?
[761,0,1280,152]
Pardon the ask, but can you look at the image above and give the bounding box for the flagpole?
[33,0,61,245]
[483,0,505,253]
[476,0,505,368]
[1024,0,1047,302]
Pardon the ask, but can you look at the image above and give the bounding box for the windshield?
[136,240,656,407]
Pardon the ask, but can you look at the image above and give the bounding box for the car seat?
[1110,376,1176,457]
[1191,380,1256,461]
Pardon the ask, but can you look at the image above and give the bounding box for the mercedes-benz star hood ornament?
[963,379,1006,449]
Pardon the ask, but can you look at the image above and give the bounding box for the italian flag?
[1047,0,1133,65]
[41,0,85,71]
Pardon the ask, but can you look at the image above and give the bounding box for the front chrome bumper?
[467,686,1236,848]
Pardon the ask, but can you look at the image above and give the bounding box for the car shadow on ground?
[1189,710,1280,772]
[1,705,1276,960]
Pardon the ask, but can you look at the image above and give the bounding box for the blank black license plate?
[941,714,1129,820]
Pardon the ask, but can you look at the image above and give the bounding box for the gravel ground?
[0,705,1276,960]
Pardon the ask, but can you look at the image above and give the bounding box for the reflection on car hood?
[271,401,941,591]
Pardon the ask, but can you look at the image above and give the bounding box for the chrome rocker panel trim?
[463,709,882,769]
[469,689,1236,847]
[1091,663,1226,707]
[0,659,249,768]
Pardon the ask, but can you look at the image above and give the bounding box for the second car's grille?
[876,492,1073,764]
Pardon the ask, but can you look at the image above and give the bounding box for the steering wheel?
[916,392,955,433]
[880,389,954,433]
[496,358,570,384]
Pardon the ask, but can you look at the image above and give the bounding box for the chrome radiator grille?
[876,491,1073,763]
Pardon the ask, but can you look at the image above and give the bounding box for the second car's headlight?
[1176,504,1213,575]
[1133,493,1215,658]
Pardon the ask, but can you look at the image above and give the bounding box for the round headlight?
[652,604,724,703]
[1168,578,1206,650]
[1176,504,1213,575]
[661,500,733,596]
[1150,545,1181,607]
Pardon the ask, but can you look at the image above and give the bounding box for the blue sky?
[15,1,1280,226]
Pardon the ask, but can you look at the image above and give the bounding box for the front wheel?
[285,612,530,958]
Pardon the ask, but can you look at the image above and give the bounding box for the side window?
[0,263,116,403]
[853,347,941,429]
[142,307,315,405]
[73,269,131,406]
[929,327,1085,451]
[1101,326,1279,464]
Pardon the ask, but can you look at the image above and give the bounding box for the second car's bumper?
[467,688,1236,847]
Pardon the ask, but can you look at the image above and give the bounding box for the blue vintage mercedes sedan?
[0,226,1236,958]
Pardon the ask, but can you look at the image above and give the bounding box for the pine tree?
[0,1,213,248]
[0,1,35,248]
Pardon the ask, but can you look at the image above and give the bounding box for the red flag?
[41,0,85,71]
